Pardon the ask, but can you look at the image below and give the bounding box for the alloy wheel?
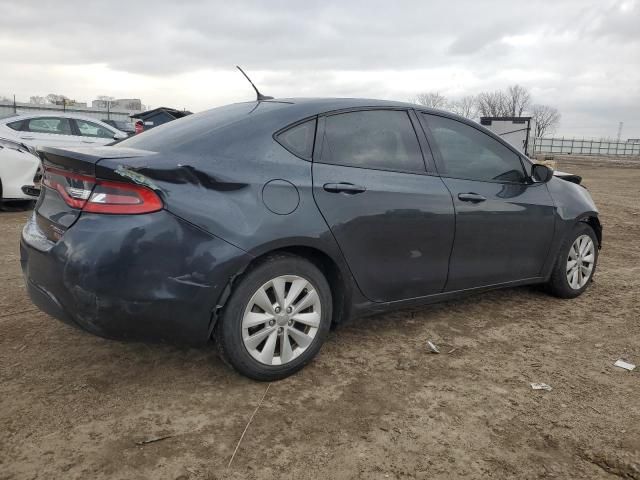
[241,275,321,366]
[566,234,595,290]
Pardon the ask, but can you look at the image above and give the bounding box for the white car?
[0,137,41,202]
[0,113,128,148]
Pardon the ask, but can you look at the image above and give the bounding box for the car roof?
[0,112,116,126]
[261,97,421,113]
[233,97,471,124]
[117,96,526,159]
[267,97,415,107]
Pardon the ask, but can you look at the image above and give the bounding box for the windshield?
[113,121,132,130]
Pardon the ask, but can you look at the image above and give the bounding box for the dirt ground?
[1,157,639,480]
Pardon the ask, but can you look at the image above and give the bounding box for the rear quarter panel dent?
[48,211,250,343]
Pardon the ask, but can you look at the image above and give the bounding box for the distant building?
[627,138,640,144]
[92,98,143,111]
[130,107,192,129]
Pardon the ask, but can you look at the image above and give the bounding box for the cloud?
[0,0,638,138]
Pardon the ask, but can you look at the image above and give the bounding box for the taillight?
[83,180,163,214]
[42,167,94,209]
[42,166,163,214]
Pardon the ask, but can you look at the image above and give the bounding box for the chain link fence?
[532,137,640,156]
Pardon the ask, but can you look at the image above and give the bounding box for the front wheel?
[216,254,332,381]
[546,222,599,298]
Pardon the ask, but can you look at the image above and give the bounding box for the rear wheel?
[216,254,332,381]
[546,222,598,298]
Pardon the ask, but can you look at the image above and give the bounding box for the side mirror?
[531,163,554,183]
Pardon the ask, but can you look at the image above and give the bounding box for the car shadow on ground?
[35,283,552,388]
[343,283,552,332]
[0,200,35,212]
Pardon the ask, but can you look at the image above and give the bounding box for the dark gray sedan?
[20,98,601,380]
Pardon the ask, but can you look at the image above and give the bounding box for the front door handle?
[323,182,366,194]
[458,192,487,203]
[20,136,34,140]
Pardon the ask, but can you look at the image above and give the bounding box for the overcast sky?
[1,0,638,138]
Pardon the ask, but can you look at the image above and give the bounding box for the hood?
[553,170,582,185]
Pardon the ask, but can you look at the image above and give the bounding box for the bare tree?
[475,91,509,117]
[30,95,46,104]
[413,92,448,110]
[531,104,561,137]
[410,86,556,132]
[505,84,531,117]
[45,93,69,105]
[448,95,477,119]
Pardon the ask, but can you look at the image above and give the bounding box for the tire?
[546,222,599,298]
[216,253,332,381]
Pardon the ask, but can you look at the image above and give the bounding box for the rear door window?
[320,110,425,173]
[424,113,526,183]
[26,117,73,136]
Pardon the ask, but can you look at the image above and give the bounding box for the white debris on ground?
[530,383,553,391]
[613,359,636,371]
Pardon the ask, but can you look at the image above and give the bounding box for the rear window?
[118,102,285,152]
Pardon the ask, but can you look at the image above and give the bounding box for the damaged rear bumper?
[20,211,251,344]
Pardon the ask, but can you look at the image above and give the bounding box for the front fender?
[547,176,598,222]
[541,177,602,279]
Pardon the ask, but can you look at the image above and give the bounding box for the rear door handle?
[323,182,366,194]
[458,193,486,203]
